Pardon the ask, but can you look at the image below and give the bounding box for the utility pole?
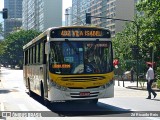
[85,13,140,87]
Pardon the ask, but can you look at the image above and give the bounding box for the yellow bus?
[23,26,114,105]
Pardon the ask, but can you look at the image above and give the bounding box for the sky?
[0,0,4,22]
[62,0,72,20]
[0,0,72,22]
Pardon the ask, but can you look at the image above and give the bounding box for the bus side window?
[40,42,43,64]
[34,45,36,64]
[28,49,30,64]
[29,48,31,64]
[43,41,46,64]
[31,47,33,64]
[36,43,40,63]
[24,50,28,65]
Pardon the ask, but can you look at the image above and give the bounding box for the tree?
[112,22,137,70]
[113,0,160,72]
[0,23,3,38]
[0,30,41,68]
[136,0,160,66]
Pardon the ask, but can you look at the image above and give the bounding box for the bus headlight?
[50,81,67,91]
[56,84,61,89]
[99,85,105,89]
[105,80,114,88]
[61,86,67,91]
[51,81,56,86]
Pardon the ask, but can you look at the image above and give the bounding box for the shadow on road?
[0,89,19,94]
[49,102,132,117]
[0,89,11,94]
[151,98,160,101]
[27,92,132,117]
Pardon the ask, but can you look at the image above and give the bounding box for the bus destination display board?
[50,28,111,38]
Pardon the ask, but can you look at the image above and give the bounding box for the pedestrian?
[145,64,157,99]
[130,67,134,82]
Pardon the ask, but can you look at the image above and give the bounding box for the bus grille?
[61,76,105,82]
[68,86,100,89]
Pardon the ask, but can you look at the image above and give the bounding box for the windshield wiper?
[89,39,99,51]
[65,39,79,55]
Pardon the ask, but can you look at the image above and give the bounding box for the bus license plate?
[80,92,90,96]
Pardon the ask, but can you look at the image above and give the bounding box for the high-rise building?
[72,0,137,36]
[22,0,62,31]
[4,0,22,37]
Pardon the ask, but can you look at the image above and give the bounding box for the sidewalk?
[114,80,160,92]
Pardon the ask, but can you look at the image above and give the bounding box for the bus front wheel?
[41,82,50,107]
[28,79,32,97]
[79,99,98,104]
[89,99,98,104]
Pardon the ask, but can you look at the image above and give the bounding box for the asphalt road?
[0,67,160,120]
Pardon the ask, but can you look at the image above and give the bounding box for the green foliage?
[136,0,160,66]
[156,67,160,89]
[0,23,3,37]
[113,0,160,74]
[112,22,137,70]
[157,80,160,89]
[0,30,41,68]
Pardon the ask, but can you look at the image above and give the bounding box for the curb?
[126,86,160,92]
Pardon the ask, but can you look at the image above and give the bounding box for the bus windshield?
[49,41,113,74]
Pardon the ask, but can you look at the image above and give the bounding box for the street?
[0,67,160,120]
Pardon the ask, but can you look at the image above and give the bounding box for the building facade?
[4,0,22,37]
[22,0,62,31]
[72,0,137,36]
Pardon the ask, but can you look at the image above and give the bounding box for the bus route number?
[61,30,71,37]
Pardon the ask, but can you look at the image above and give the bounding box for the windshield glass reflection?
[49,41,113,75]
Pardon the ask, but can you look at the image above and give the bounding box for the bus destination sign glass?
[50,28,111,38]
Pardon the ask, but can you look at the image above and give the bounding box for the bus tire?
[78,99,98,104]
[86,99,98,104]
[90,99,98,104]
[28,79,32,97]
[41,82,50,107]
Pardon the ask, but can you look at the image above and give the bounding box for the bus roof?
[23,26,110,50]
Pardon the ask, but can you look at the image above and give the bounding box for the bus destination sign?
[50,28,111,38]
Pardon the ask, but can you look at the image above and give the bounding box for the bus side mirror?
[45,42,50,54]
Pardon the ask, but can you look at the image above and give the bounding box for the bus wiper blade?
[90,39,99,51]
[65,39,79,54]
